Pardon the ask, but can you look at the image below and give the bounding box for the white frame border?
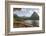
[10,5,42,32]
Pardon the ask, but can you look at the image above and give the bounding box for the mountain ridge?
[14,12,39,20]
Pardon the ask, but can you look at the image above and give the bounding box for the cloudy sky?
[13,8,39,17]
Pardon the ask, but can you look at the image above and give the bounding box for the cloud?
[13,8,39,17]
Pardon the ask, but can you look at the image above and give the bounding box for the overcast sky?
[13,8,39,17]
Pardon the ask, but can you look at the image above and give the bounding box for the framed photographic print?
[5,1,45,35]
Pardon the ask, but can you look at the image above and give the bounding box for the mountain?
[14,14,22,21]
[14,12,39,20]
[30,12,39,20]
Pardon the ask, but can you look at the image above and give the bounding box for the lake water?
[24,20,39,27]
